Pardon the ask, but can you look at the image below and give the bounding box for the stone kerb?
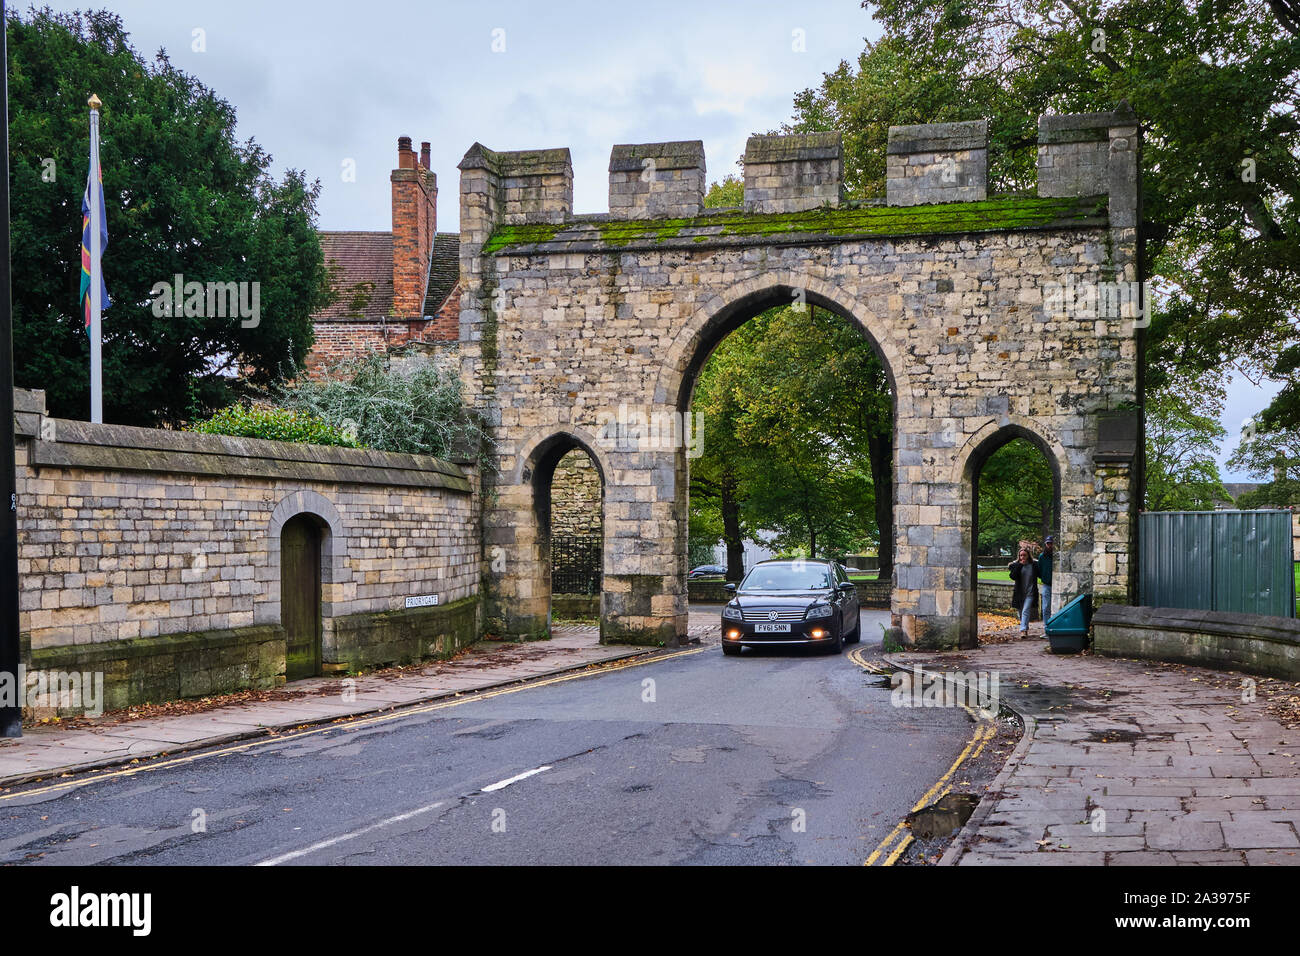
[609,141,705,220]
[886,119,988,206]
[742,132,843,213]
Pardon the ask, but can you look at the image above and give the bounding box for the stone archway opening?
[678,288,898,620]
[967,427,1062,641]
[281,512,328,680]
[548,447,605,629]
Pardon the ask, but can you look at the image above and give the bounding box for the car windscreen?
[738,564,832,591]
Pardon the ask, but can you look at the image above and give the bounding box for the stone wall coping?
[14,388,45,415]
[1093,603,1300,645]
[744,131,842,164]
[25,415,473,492]
[458,142,572,176]
[609,141,705,172]
[481,194,1108,256]
[1038,105,1137,145]
[887,119,988,154]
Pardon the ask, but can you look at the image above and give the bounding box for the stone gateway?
[458,108,1142,650]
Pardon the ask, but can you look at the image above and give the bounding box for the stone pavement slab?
[884,641,1300,866]
[0,624,700,787]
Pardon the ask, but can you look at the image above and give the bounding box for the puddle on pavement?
[907,792,980,840]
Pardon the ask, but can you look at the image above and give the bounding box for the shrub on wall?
[277,352,488,462]
[188,405,356,447]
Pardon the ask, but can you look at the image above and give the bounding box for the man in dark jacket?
[1008,547,1038,638]
[1038,535,1055,624]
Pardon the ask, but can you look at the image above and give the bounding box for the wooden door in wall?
[282,514,322,680]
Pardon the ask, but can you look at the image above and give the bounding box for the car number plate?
[754,622,790,633]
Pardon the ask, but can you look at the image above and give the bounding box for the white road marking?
[255,800,444,866]
[481,765,552,792]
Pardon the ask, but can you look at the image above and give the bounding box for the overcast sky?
[40,0,1280,479]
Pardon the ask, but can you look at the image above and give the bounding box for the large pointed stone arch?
[653,272,912,412]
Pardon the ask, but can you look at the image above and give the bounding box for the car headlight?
[805,603,833,620]
[722,605,743,621]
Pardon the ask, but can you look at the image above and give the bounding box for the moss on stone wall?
[483,195,1108,255]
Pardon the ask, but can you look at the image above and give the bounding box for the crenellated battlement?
[608,141,706,219]
[460,107,1138,241]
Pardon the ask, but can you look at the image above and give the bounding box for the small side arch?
[953,417,1069,489]
[258,490,349,626]
[956,419,1065,641]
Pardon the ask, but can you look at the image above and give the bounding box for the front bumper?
[720,618,836,646]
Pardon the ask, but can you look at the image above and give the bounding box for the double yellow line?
[847,647,996,866]
[1,645,709,803]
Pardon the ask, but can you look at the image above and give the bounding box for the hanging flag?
[79,129,110,332]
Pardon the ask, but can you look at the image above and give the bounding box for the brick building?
[305,137,461,372]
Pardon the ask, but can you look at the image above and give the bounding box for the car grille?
[741,607,806,622]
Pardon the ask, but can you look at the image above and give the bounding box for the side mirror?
[838,582,857,592]
[724,583,737,593]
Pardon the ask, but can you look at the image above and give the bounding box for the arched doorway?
[965,426,1062,642]
[281,513,325,680]
[548,447,605,627]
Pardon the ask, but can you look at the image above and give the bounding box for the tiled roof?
[423,233,460,315]
[316,231,394,320]
[315,230,460,322]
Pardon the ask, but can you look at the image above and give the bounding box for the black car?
[719,559,860,656]
[688,564,728,578]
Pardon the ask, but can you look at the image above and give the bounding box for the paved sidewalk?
[0,625,703,787]
[884,641,1300,865]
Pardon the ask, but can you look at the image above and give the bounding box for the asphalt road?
[0,610,974,866]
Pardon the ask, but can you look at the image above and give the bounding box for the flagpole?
[0,0,22,737]
[88,94,102,424]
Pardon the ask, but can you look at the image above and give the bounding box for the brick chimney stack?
[391,135,438,317]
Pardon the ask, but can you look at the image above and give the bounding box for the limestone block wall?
[550,450,603,538]
[13,390,480,708]
[458,108,1142,650]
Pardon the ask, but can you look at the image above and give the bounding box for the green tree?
[790,0,1300,422]
[1144,379,1229,511]
[689,318,763,579]
[688,306,892,572]
[976,439,1055,554]
[1228,420,1300,485]
[6,8,331,425]
[704,175,743,208]
[277,352,487,461]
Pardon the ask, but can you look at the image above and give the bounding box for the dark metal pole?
[0,0,22,738]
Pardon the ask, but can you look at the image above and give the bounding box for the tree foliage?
[977,439,1055,553]
[188,404,355,447]
[1143,376,1229,510]
[790,0,1300,424]
[6,7,331,425]
[689,306,892,574]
